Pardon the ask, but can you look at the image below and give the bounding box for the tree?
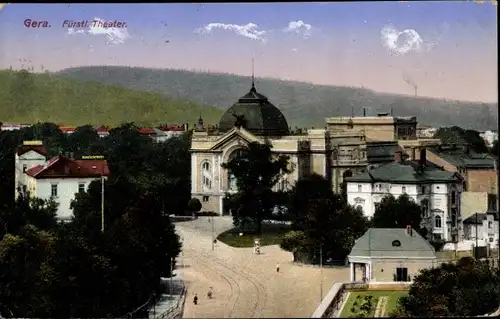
[188,198,202,214]
[491,140,498,156]
[372,194,426,237]
[66,125,103,158]
[433,126,488,154]
[398,257,500,317]
[285,174,369,263]
[221,142,292,234]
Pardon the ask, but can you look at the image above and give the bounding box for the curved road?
[175,217,349,318]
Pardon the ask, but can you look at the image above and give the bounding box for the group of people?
[193,287,213,305]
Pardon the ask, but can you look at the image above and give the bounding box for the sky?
[0,2,497,103]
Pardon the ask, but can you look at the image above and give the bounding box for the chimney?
[363,108,366,117]
[394,151,403,163]
[406,225,412,236]
[420,149,426,168]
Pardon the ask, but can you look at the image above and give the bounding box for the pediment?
[210,127,262,151]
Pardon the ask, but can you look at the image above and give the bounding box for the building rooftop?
[349,228,436,258]
[25,155,109,179]
[218,81,290,136]
[463,212,499,224]
[430,147,496,169]
[346,160,461,184]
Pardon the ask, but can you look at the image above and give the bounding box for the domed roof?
[218,82,290,136]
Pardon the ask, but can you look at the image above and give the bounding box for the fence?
[151,280,187,319]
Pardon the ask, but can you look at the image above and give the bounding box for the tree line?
[0,122,187,318]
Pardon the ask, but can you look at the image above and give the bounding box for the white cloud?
[292,48,298,52]
[67,17,130,45]
[381,25,426,55]
[283,20,312,38]
[195,22,267,43]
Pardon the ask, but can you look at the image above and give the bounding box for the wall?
[461,192,489,220]
[15,151,46,197]
[467,169,497,194]
[33,177,102,219]
[426,150,458,172]
[371,258,435,282]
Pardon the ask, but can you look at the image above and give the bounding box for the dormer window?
[347,119,354,129]
[23,164,27,172]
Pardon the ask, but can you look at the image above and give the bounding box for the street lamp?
[211,216,215,251]
[101,174,105,232]
[319,245,323,302]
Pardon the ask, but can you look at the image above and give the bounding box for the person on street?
[207,287,213,299]
[193,293,198,305]
[276,263,280,273]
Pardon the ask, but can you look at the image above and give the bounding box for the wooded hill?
[55,66,498,130]
[0,69,223,127]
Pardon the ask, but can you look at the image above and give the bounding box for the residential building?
[348,227,437,282]
[15,141,48,198]
[22,155,109,221]
[463,212,499,249]
[426,145,497,220]
[345,149,464,242]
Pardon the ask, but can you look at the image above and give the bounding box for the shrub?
[187,198,202,213]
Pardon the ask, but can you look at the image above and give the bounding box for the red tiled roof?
[16,145,48,157]
[59,127,76,133]
[138,127,156,135]
[25,155,109,179]
[158,125,186,132]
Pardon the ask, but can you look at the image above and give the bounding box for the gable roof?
[345,161,461,184]
[25,155,109,179]
[209,127,261,151]
[349,228,436,259]
[16,145,48,157]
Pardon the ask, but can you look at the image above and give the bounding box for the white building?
[15,141,48,198]
[15,145,109,221]
[463,212,499,249]
[346,150,464,242]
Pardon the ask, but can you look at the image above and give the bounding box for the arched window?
[202,161,210,171]
[451,191,456,205]
[201,161,212,190]
[434,215,442,228]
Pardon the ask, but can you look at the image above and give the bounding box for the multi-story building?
[190,80,443,215]
[345,150,464,242]
[16,149,109,221]
[426,145,498,220]
[463,212,499,249]
[15,141,48,198]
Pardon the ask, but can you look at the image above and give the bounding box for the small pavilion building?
[347,227,437,282]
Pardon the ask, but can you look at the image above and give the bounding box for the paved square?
[176,218,349,318]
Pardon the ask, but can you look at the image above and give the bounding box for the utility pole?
[475,212,479,259]
[320,245,323,302]
[170,257,173,297]
[211,216,215,251]
[101,174,105,232]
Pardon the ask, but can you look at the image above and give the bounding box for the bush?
[429,239,446,252]
[187,198,202,213]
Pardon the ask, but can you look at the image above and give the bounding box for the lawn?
[340,290,407,318]
[216,223,291,248]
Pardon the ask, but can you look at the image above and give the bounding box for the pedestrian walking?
[207,287,213,299]
[276,263,280,273]
[193,293,198,305]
